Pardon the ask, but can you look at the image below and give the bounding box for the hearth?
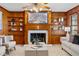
[28,30,48,45]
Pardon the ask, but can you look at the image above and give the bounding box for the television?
[28,12,48,24]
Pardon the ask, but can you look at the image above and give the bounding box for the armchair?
[4,35,16,50]
[0,38,6,56]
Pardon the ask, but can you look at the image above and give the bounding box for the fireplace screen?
[30,33,46,44]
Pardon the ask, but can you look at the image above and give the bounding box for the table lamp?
[65,27,70,41]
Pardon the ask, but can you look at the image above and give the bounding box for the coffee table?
[25,45,48,56]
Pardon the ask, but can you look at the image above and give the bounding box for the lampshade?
[65,27,70,32]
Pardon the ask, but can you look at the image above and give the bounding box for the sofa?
[0,35,16,55]
[0,46,6,56]
[60,35,79,56]
[0,38,6,56]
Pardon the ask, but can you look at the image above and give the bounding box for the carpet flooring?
[7,44,69,56]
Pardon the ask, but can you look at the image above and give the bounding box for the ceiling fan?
[23,3,51,12]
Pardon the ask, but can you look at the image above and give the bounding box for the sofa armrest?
[0,46,6,56]
[60,37,67,42]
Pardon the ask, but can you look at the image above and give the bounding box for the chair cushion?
[5,35,13,43]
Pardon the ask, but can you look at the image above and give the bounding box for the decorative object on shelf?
[19,18,23,21]
[20,23,23,26]
[11,28,17,31]
[65,27,70,41]
[59,17,64,22]
[11,18,15,26]
[37,26,39,29]
[8,17,24,32]
[20,27,23,31]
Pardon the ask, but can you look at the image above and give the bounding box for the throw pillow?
[72,35,79,45]
[0,38,2,46]
[69,35,74,43]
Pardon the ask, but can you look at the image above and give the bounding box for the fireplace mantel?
[24,11,52,44]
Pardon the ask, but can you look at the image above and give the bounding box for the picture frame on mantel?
[28,12,48,24]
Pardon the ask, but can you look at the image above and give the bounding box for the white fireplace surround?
[28,30,48,44]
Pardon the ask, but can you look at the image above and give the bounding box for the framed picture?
[28,12,48,24]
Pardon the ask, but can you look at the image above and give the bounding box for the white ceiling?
[0,3,79,12]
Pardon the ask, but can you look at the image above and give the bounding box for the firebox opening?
[30,33,46,44]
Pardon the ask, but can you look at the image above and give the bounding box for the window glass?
[0,11,2,31]
[71,14,77,35]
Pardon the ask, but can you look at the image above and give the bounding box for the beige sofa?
[0,46,6,56]
[0,38,6,56]
[61,37,79,56]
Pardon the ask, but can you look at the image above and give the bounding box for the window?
[71,14,78,35]
[0,11,2,31]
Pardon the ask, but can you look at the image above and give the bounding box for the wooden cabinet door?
[18,36,25,44]
[14,36,19,44]
[51,36,61,44]
[14,35,24,45]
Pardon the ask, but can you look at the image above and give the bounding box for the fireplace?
[28,30,48,45]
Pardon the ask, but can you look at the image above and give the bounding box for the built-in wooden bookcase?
[51,17,66,36]
[50,12,66,44]
[8,17,25,44]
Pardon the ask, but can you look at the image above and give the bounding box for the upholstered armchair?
[4,35,16,50]
[0,38,6,56]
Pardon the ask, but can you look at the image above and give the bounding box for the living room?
[0,2,79,56]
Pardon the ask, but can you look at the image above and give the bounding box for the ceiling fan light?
[39,8,43,11]
[33,6,39,12]
[49,9,52,11]
[30,9,33,11]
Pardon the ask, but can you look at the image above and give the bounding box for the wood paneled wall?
[66,5,79,34]
[66,5,79,26]
[0,5,79,44]
[52,12,67,26]
[0,6,9,35]
[8,12,25,44]
[24,11,67,44]
[24,11,52,44]
[0,6,67,44]
[9,12,24,17]
[51,12,67,44]
[0,6,25,44]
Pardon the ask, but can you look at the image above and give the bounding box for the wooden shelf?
[8,17,23,18]
[51,17,65,36]
[8,16,24,44]
[51,30,66,36]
